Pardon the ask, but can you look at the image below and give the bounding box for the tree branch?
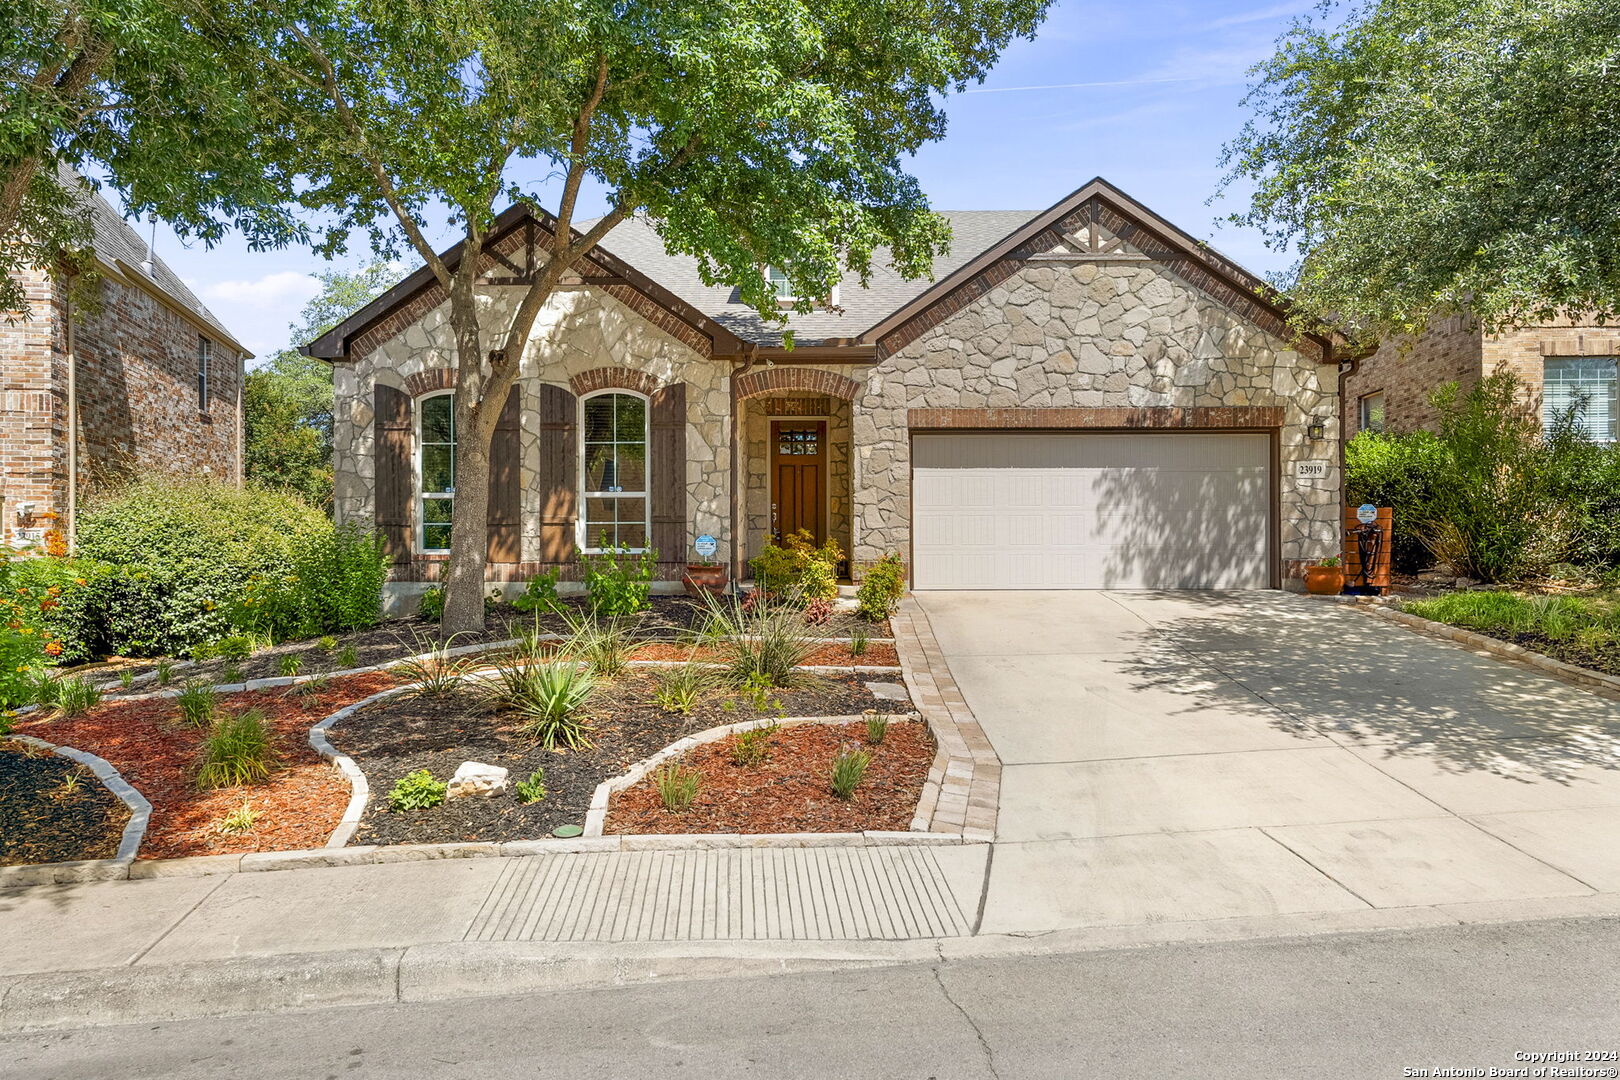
[552,53,609,244]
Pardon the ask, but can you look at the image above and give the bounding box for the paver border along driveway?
[915,590,1620,935]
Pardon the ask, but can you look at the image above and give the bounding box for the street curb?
[1351,599,1620,698]
[582,712,925,835]
[0,735,150,887]
[6,891,1620,1033]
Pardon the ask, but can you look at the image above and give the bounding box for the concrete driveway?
[916,590,1620,935]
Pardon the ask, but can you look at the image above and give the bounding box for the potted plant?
[1303,556,1345,596]
[682,555,727,597]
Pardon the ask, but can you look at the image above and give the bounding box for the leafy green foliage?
[1223,0,1620,338]
[514,768,546,804]
[277,654,304,677]
[387,768,446,810]
[581,542,656,618]
[829,746,872,800]
[731,721,778,767]
[512,569,563,614]
[697,591,823,689]
[394,629,475,696]
[653,763,701,813]
[483,659,595,749]
[52,676,101,718]
[750,531,841,601]
[196,710,278,789]
[0,557,70,705]
[856,554,906,622]
[558,608,644,678]
[1403,590,1620,674]
[1345,430,1446,574]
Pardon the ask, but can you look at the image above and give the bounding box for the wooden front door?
[770,419,826,545]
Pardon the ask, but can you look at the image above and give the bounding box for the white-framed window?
[579,390,649,552]
[418,391,456,552]
[1358,391,1386,434]
[1544,356,1618,442]
[197,335,211,412]
[763,266,837,306]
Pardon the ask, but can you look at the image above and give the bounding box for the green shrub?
[750,530,841,600]
[829,746,871,800]
[482,659,595,748]
[53,676,102,718]
[580,539,656,617]
[653,763,701,812]
[277,653,304,677]
[1345,429,1445,574]
[196,710,278,789]
[388,769,447,811]
[653,661,716,714]
[512,568,563,614]
[417,585,499,623]
[394,629,475,696]
[856,553,906,621]
[732,722,779,766]
[514,768,547,804]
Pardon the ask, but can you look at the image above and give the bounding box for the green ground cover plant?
[1403,590,1620,675]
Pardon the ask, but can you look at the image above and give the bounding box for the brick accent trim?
[892,598,999,839]
[404,368,456,397]
[735,366,860,402]
[906,405,1286,430]
[569,366,662,397]
[1537,334,1620,357]
[760,395,833,416]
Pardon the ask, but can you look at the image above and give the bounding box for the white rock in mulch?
[446,762,509,800]
[865,681,910,702]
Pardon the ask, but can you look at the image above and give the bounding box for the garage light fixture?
[1306,416,1327,440]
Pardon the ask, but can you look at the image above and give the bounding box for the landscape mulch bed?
[0,744,130,865]
[1451,627,1620,680]
[14,672,396,860]
[606,720,934,835]
[91,597,894,692]
[329,673,899,847]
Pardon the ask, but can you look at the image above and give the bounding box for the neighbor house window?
[418,392,455,551]
[197,335,211,412]
[581,391,648,551]
[1544,356,1618,442]
[1358,391,1386,434]
[765,266,794,302]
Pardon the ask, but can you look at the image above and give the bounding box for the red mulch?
[606,720,933,835]
[17,672,397,859]
[630,641,899,667]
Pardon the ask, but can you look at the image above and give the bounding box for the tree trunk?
[440,279,497,637]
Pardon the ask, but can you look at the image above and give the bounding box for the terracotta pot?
[682,563,728,597]
[1303,565,1345,596]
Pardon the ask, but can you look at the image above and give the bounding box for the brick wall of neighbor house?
[850,224,1341,582]
[1341,315,1481,438]
[65,271,243,498]
[1481,320,1620,417]
[0,266,64,544]
[332,283,730,585]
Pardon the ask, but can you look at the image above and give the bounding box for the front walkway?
[916,590,1620,935]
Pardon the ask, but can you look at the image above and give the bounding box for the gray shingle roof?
[579,211,1038,346]
[58,164,241,348]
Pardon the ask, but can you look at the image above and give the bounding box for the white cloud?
[197,270,322,311]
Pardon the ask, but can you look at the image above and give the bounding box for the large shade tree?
[237,0,1050,634]
[1,0,302,314]
[1222,0,1620,343]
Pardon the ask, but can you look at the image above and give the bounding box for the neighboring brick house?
[0,176,249,546]
[1343,315,1619,442]
[307,177,1355,603]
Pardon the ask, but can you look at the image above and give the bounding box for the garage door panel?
[912,432,1271,590]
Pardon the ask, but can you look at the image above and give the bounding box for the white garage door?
[911,432,1272,590]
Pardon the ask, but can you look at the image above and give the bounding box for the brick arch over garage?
[569,366,663,397]
[735,366,860,402]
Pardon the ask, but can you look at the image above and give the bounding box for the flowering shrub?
[750,530,841,601]
[0,555,66,707]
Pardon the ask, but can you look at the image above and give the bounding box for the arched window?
[580,390,649,551]
[418,391,455,552]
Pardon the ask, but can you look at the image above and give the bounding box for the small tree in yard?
[231,0,1050,634]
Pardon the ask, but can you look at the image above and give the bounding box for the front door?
[770,419,826,545]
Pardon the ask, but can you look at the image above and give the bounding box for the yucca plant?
[174,681,218,728]
[393,629,475,696]
[196,709,278,789]
[557,608,644,677]
[653,661,717,715]
[696,590,824,689]
[482,658,595,748]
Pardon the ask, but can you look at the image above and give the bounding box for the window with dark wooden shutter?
[536,383,577,566]
[487,385,523,563]
[650,382,686,575]
[373,384,413,564]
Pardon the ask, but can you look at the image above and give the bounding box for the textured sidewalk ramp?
[464,847,971,942]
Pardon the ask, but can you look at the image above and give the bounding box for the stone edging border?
[1350,597,1620,698]
[581,712,924,836]
[891,597,1000,840]
[0,734,152,887]
[307,686,417,848]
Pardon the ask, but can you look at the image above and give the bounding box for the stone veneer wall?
[742,394,852,566]
[850,254,1341,578]
[333,284,731,572]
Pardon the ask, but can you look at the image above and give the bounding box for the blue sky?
[141,0,1322,360]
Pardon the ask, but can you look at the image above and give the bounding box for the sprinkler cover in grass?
[552,824,584,838]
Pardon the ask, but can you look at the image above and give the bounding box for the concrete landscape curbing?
[0,734,151,887]
[581,712,926,836]
[306,685,415,848]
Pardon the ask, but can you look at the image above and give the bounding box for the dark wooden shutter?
[373,384,413,564]
[536,383,577,566]
[650,382,686,576]
[487,385,522,563]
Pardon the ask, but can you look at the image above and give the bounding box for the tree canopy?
[230,0,1050,632]
[1222,0,1620,341]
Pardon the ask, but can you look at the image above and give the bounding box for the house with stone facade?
[1343,315,1619,443]
[305,178,1353,602]
[0,176,249,546]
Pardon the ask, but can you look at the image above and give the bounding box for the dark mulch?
[94,596,894,692]
[329,672,897,846]
[0,744,130,865]
[1474,629,1620,679]
[606,720,934,835]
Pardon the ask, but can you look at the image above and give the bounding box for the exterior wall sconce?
[1306,417,1327,440]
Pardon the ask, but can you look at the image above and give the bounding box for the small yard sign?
[1294,460,1330,480]
[1357,503,1378,524]
[694,534,718,559]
